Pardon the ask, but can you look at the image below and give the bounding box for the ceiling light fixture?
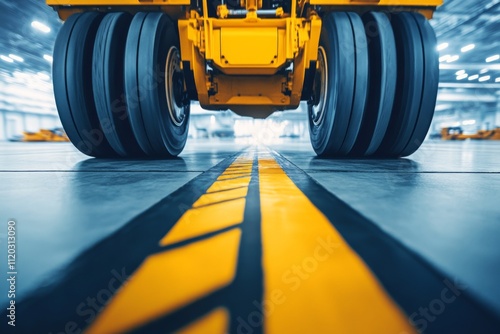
[31,21,51,33]
[478,75,491,82]
[460,44,475,52]
[455,70,466,76]
[0,55,14,63]
[8,54,24,62]
[446,55,459,63]
[496,77,500,83]
[486,55,500,63]
[456,74,468,80]
[37,72,51,81]
[43,54,53,62]
[468,74,479,81]
[479,69,488,74]
[437,43,449,51]
[439,55,450,62]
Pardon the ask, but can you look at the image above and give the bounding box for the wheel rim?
[165,46,187,127]
[310,46,328,127]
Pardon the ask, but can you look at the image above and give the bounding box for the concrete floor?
[274,140,500,315]
[1,139,499,332]
[0,140,243,307]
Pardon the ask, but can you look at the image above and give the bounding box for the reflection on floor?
[0,139,499,333]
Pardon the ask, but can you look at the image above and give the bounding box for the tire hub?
[166,46,187,127]
[310,46,328,127]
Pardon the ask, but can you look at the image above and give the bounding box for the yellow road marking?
[160,197,246,246]
[86,157,253,334]
[86,152,414,333]
[219,170,252,177]
[222,165,252,172]
[192,186,249,208]
[85,229,241,334]
[224,166,252,170]
[176,308,230,334]
[161,158,253,246]
[207,177,251,193]
[217,173,252,181]
[259,156,415,334]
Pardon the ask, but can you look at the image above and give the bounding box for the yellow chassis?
[47,0,442,117]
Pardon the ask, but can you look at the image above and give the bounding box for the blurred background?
[0,0,499,144]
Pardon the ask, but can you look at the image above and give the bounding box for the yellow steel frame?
[178,7,322,114]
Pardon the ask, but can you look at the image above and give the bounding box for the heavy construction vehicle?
[46,0,442,158]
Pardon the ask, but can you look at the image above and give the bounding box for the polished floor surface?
[0,139,499,333]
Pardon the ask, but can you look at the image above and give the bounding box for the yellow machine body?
[177,8,322,116]
[47,0,442,118]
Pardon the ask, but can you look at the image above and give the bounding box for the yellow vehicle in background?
[441,127,500,140]
[46,0,442,158]
[9,128,70,142]
[23,128,70,142]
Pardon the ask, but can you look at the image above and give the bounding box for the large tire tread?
[124,12,189,158]
[350,12,397,156]
[308,12,369,157]
[53,12,116,158]
[93,12,144,157]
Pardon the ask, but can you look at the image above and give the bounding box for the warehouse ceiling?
[0,0,499,118]
[433,0,500,102]
[0,0,59,115]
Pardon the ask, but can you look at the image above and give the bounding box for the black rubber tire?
[308,12,369,157]
[93,13,144,157]
[350,12,397,156]
[399,13,439,157]
[53,12,115,157]
[124,12,190,157]
[377,12,437,157]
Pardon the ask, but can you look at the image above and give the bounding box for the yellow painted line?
[207,177,252,193]
[259,156,415,334]
[217,173,252,181]
[231,160,253,165]
[221,171,251,176]
[160,197,246,246]
[223,163,252,168]
[225,165,253,169]
[176,308,230,334]
[86,156,253,334]
[161,158,253,246]
[85,229,241,334]
[220,169,252,175]
[227,165,252,170]
[218,163,252,174]
[192,186,249,208]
